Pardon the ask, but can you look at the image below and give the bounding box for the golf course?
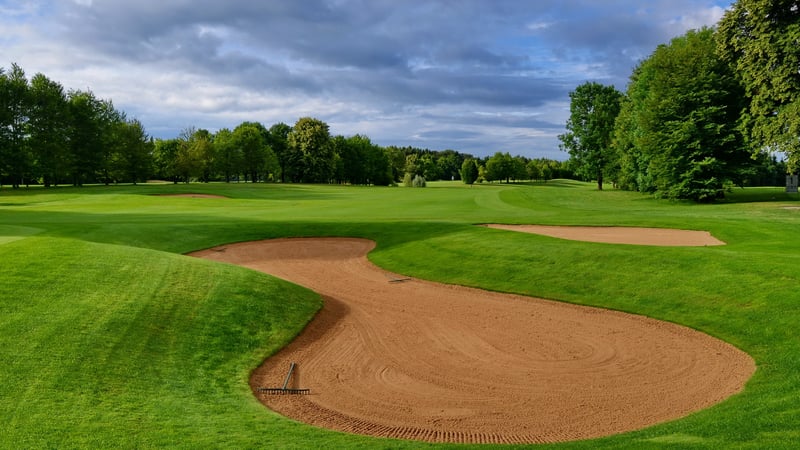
[1,180,798,448]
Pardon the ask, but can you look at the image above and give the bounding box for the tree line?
[2,62,571,188]
[0,64,152,188]
[153,123,571,186]
[559,0,797,201]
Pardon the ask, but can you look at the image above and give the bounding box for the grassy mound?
[1,181,798,448]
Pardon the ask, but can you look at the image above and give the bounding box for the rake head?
[258,362,310,395]
[257,387,310,395]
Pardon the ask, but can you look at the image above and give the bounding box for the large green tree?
[268,122,292,182]
[558,82,623,190]
[485,152,515,183]
[0,64,31,188]
[717,0,800,169]
[213,128,241,183]
[287,117,333,183]
[234,122,269,182]
[110,119,153,184]
[460,158,479,185]
[616,28,751,201]
[27,73,70,187]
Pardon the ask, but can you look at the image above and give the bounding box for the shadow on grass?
[3,207,469,255]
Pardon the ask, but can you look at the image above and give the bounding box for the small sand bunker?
[484,224,725,246]
[152,193,227,199]
[190,238,752,444]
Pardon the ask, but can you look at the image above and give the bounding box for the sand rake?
[257,362,310,395]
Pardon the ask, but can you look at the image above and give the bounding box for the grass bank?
[1,181,798,448]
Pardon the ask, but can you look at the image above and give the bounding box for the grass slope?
[1,181,799,449]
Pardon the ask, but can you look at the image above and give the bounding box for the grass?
[1,180,799,449]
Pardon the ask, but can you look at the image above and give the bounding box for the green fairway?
[1,181,798,449]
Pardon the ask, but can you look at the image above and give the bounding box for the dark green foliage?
[559,82,623,190]
[485,151,515,183]
[267,122,292,182]
[615,28,752,201]
[27,73,70,187]
[0,64,31,188]
[287,117,333,183]
[332,134,392,185]
[212,128,241,183]
[459,158,479,184]
[717,0,800,169]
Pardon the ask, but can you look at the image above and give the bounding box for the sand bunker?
[190,238,752,444]
[484,224,725,246]
[153,193,227,199]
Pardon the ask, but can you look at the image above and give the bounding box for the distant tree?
[0,64,31,188]
[111,119,153,184]
[384,145,406,182]
[287,117,333,183]
[67,90,106,186]
[267,122,292,182]
[558,82,623,190]
[526,160,542,181]
[512,156,528,181]
[153,138,181,183]
[213,128,241,182]
[27,72,70,187]
[460,158,479,185]
[436,150,462,181]
[420,153,442,181]
[717,0,800,169]
[485,152,515,183]
[234,122,268,182]
[173,127,205,183]
[404,153,421,181]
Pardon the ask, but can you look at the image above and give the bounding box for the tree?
[213,128,241,182]
[268,122,292,182]
[287,117,333,183]
[153,138,181,183]
[384,145,406,182]
[436,150,463,181]
[526,160,542,181]
[717,0,800,169]
[67,90,106,186]
[27,73,70,187]
[460,158,479,184]
[485,152,515,183]
[615,28,751,201]
[0,64,31,188]
[420,153,442,181]
[558,82,623,190]
[234,122,268,182]
[111,119,153,184]
[512,156,528,181]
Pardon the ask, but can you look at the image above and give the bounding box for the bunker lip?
[151,193,228,199]
[482,224,726,246]
[190,237,753,444]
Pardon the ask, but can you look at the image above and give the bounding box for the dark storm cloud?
[25,0,726,157]
[55,1,566,104]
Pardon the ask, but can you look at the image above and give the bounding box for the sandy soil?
[153,193,227,199]
[484,224,726,246]
[190,238,753,444]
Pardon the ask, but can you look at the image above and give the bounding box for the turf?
[1,181,798,449]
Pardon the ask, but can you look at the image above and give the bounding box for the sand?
[483,224,726,246]
[190,236,753,444]
[153,193,227,199]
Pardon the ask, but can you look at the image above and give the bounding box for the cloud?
[2,0,731,159]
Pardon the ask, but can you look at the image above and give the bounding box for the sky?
[1,0,732,159]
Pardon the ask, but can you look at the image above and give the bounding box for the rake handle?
[282,362,297,390]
